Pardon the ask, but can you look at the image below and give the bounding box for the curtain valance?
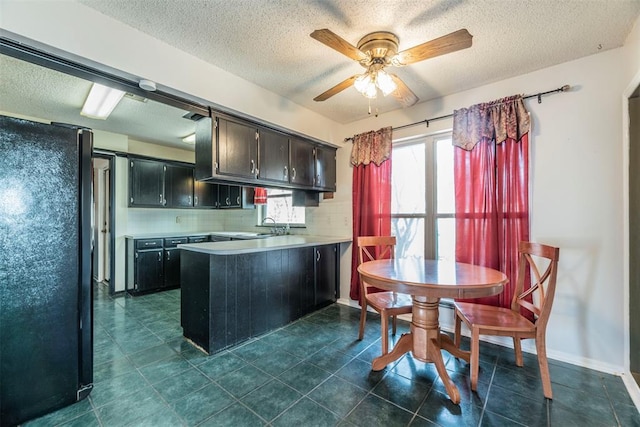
[350,126,393,166]
[452,95,530,151]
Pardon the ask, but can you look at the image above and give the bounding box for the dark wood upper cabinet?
[194,181,218,208]
[289,138,315,189]
[129,158,164,207]
[314,145,337,191]
[217,117,258,180]
[164,163,193,207]
[258,127,290,184]
[195,115,337,193]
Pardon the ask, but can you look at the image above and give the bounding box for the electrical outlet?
[175,216,181,224]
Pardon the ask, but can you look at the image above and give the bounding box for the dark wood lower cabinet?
[127,236,191,295]
[181,244,339,354]
[315,245,338,308]
[134,249,163,293]
[163,247,181,288]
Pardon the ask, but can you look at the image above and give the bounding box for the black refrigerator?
[0,115,93,426]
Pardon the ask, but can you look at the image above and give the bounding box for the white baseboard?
[621,372,640,411]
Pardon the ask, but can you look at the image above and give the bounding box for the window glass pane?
[263,190,305,224]
[436,217,455,261]
[436,138,455,214]
[392,143,425,214]
[392,217,424,260]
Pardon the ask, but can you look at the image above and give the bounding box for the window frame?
[391,131,454,260]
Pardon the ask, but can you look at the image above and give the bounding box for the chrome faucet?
[262,216,278,234]
[262,216,288,235]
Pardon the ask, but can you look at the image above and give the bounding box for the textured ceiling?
[1,0,639,149]
[77,0,640,123]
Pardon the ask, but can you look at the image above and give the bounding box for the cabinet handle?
[158,251,162,261]
[250,160,255,173]
[316,174,321,185]
[226,197,230,206]
[316,250,321,262]
[236,196,241,205]
[284,166,288,179]
[194,196,198,206]
[292,167,297,180]
[166,251,171,261]
[188,195,192,204]
[159,194,163,204]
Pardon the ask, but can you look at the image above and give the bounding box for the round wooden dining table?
[357,258,508,404]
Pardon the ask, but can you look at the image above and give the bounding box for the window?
[259,188,305,225]
[391,133,455,261]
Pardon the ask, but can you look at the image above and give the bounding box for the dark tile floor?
[26,283,639,427]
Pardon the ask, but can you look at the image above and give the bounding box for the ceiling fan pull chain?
[368,99,371,115]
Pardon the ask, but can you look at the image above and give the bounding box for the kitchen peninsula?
[179,235,351,354]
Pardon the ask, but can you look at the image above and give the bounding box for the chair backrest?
[357,236,396,265]
[357,236,396,298]
[512,241,560,329]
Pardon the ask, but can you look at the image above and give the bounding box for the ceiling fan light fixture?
[363,82,378,99]
[376,70,397,96]
[354,73,372,93]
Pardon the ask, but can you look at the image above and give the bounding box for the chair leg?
[381,314,389,355]
[391,315,397,336]
[358,300,367,341]
[470,327,480,391]
[536,334,553,399]
[513,336,523,367]
[454,311,462,348]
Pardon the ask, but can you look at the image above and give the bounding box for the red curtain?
[453,96,530,310]
[349,127,393,301]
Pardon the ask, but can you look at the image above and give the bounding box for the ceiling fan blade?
[389,74,419,107]
[310,29,367,62]
[314,75,359,101]
[393,29,472,66]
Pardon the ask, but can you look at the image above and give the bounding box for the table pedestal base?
[371,297,471,404]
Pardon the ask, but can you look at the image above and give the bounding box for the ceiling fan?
[310,28,472,107]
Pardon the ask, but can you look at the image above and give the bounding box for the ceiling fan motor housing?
[357,31,399,65]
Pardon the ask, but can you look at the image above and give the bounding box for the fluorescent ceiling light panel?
[81,83,125,119]
[182,133,196,144]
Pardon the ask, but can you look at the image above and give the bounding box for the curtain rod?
[343,84,571,142]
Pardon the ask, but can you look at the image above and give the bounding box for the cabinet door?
[219,185,242,208]
[163,248,181,288]
[314,145,337,191]
[194,181,218,208]
[315,245,337,308]
[129,158,164,206]
[288,247,315,318]
[164,164,194,207]
[289,138,315,188]
[134,250,163,292]
[258,128,290,184]
[217,117,258,180]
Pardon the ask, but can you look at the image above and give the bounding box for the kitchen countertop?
[179,235,352,255]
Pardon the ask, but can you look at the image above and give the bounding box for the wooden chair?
[357,236,413,355]
[453,241,560,399]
